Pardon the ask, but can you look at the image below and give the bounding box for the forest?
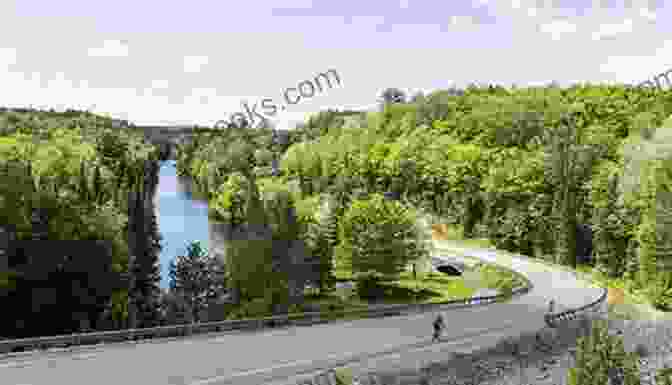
[2,82,672,345]
[176,83,672,319]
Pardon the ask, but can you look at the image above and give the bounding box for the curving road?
[0,241,603,385]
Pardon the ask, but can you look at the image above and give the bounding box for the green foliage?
[337,193,429,279]
[171,84,672,323]
[566,318,641,385]
[656,365,672,385]
[591,161,631,278]
[0,108,167,335]
[224,228,275,301]
[646,271,672,311]
[472,262,525,297]
[226,297,274,319]
[352,270,387,300]
[301,194,339,294]
[168,241,227,322]
[210,172,250,224]
[227,271,293,319]
[634,157,672,302]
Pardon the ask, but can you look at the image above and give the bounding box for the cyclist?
[432,314,445,342]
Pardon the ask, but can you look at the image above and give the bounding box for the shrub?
[211,172,248,223]
[353,270,387,300]
[646,272,672,311]
[656,366,672,385]
[226,297,273,320]
[566,318,641,385]
[473,262,525,295]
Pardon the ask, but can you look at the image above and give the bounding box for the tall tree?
[547,111,593,268]
[125,161,164,328]
[305,195,339,295]
[168,241,226,323]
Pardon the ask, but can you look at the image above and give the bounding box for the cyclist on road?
[432,314,445,342]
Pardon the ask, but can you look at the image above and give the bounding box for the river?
[154,160,210,288]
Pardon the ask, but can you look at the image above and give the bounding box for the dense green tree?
[337,194,429,280]
[168,241,226,323]
[304,195,339,294]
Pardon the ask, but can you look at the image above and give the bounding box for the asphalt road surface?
[0,241,603,385]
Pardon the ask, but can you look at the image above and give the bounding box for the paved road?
[0,241,603,385]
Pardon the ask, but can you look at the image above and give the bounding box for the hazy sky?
[0,0,669,129]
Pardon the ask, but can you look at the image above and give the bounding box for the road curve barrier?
[432,241,608,331]
[0,261,533,356]
[544,286,608,328]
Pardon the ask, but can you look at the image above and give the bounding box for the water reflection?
[155,160,210,287]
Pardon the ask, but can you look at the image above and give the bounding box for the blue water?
[155,160,210,288]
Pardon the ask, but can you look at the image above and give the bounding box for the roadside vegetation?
[3,81,672,345]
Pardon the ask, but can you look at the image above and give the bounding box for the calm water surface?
[155,160,210,287]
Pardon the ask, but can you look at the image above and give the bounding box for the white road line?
[188,322,519,385]
[0,360,36,369]
[189,351,352,385]
[276,324,523,385]
[71,353,97,361]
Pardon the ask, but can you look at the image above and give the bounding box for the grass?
[303,221,525,311]
[326,262,477,307]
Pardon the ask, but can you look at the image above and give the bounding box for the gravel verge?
[348,310,672,385]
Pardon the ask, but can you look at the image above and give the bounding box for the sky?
[0,0,669,130]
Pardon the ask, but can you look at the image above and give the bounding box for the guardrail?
[544,286,608,328]
[433,240,609,330]
[0,274,533,356]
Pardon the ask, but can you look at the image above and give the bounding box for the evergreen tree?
[78,161,89,201]
[593,171,621,278]
[549,112,585,268]
[168,241,225,323]
[637,159,661,287]
[92,164,102,203]
[309,195,339,294]
[125,161,164,328]
[131,207,163,328]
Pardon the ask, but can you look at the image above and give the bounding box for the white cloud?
[639,7,656,22]
[449,15,479,28]
[0,47,16,69]
[272,110,313,130]
[539,19,577,41]
[183,55,209,73]
[599,39,672,84]
[87,39,129,58]
[150,79,170,89]
[591,18,633,41]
